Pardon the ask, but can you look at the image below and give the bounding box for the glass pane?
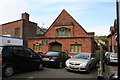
[56,28,71,37]
[70,44,82,53]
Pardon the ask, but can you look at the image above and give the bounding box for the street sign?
[42,41,48,46]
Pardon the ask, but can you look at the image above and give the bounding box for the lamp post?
[97,43,103,80]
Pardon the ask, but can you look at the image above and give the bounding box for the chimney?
[22,12,29,21]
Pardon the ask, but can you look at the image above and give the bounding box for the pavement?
[104,63,117,79]
[0,64,2,80]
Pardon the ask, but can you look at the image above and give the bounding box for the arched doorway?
[49,42,62,51]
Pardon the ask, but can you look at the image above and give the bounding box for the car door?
[63,52,70,61]
[11,46,27,70]
[23,47,39,69]
[61,52,69,65]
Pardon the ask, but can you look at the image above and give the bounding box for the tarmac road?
[4,67,98,79]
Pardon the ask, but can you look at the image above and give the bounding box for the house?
[95,39,106,45]
[37,26,47,37]
[107,19,118,53]
[28,9,95,56]
[1,12,38,46]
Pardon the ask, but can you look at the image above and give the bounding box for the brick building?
[1,12,38,46]
[107,19,118,53]
[28,10,95,56]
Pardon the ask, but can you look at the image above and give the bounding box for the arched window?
[56,27,71,37]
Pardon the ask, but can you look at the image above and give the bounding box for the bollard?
[102,60,105,72]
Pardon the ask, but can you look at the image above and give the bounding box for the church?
[28,9,96,56]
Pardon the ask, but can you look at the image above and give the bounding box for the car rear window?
[45,52,60,56]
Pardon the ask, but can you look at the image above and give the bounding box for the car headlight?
[81,62,87,66]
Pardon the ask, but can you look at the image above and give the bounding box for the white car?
[105,53,118,64]
[105,52,112,57]
[65,53,97,73]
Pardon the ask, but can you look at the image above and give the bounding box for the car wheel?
[66,69,71,72]
[58,62,62,68]
[37,63,43,71]
[86,68,90,73]
[86,65,91,73]
[3,66,14,77]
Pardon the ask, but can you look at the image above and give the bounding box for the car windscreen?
[45,52,60,57]
[73,53,90,60]
[111,53,118,58]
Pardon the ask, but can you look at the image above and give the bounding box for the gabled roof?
[44,9,88,35]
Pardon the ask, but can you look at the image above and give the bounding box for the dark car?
[1,45,44,77]
[42,51,70,68]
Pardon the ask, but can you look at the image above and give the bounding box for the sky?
[0,0,117,36]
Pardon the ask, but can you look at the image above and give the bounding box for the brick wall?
[1,13,38,46]
[108,34,117,52]
[45,10,88,37]
[28,37,93,56]
[2,20,23,37]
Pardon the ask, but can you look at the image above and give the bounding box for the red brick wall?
[23,20,37,46]
[2,20,23,37]
[2,20,37,46]
[108,34,117,52]
[28,38,92,56]
[44,10,88,37]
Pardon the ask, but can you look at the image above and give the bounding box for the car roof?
[77,52,92,55]
[78,52,92,54]
[0,45,25,47]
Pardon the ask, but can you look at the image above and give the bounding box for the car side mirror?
[91,58,94,60]
[29,55,33,58]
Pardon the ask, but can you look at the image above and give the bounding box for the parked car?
[65,53,97,73]
[104,52,112,61]
[105,52,118,64]
[109,73,118,80]
[42,51,70,68]
[1,45,44,77]
[105,52,112,57]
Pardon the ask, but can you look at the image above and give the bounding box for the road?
[3,67,98,79]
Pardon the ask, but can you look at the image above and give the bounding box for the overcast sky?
[0,0,117,36]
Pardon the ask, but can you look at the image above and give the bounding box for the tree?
[97,36,108,52]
